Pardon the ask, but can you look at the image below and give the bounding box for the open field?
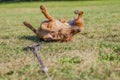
[0,0,120,80]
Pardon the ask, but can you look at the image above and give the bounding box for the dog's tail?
[23,21,36,34]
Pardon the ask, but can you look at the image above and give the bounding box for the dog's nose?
[77,29,81,32]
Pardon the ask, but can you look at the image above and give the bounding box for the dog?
[23,5,84,42]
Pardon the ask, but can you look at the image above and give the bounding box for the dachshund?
[23,5,84,42]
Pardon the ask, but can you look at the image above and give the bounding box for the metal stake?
[27,43,51,80]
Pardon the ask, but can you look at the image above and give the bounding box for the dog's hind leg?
[40,5,55,28]
[40,5,54,21]
[23,21,36,34]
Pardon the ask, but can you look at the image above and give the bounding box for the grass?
[0,0,120,80]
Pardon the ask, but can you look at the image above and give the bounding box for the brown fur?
[23,5,84,42]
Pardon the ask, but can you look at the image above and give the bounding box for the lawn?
[0,0,120,80]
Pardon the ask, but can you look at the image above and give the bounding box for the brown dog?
[23,5,84,42]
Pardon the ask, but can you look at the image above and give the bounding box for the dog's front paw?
[74,10,80,14]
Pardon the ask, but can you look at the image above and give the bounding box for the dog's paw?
[40,5,45,10]
[74,10,80,14]
[23,21,28,25]
[23,21,30,26]
[74,10,84,15]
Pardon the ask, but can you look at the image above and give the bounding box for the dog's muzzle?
[77,28,81,32]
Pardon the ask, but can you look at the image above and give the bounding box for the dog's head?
[74,10,84,15]
[74,10,84,30]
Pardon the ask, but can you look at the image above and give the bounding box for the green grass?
[0,0,120,80]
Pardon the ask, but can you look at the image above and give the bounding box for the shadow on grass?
[20,35,44,51]
[20,35,59,43]
[20,35,60,51]
[20,35,43,43]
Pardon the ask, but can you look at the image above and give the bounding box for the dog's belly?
[40,20,71,31]
[36,20,72,41]
[54,20,71,30]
